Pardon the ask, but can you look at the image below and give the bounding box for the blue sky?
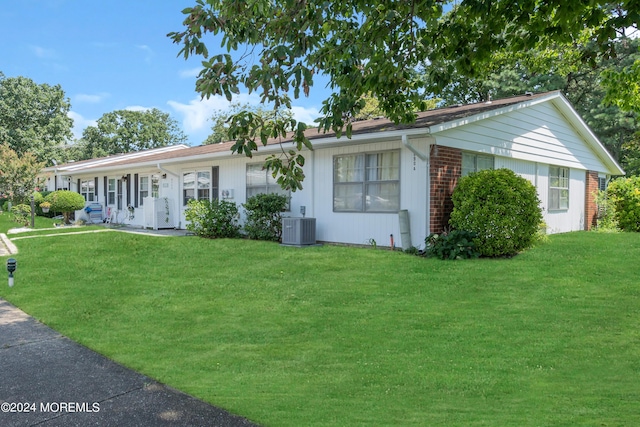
[0,0,323,146]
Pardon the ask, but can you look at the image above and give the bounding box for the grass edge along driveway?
[1,229,639,426]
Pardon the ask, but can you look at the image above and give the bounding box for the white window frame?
[183,170,212,206]
[151,175,160,198]
[80,179,95,202]
[333,150,400,213]
[139,176,149,206]
[462,152,494,176]
[549,166,570,211]
[107,178,116,206]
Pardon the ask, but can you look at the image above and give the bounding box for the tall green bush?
[46,190,85,224]
[449,168,543,257]
[243,193,289,241]
[10,204,31,226]
[606,176,640,231]
[185,198,241,238]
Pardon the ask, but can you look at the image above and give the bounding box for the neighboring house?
[41,91,624,248]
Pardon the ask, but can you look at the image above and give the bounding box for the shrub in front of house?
[45,190,86,224]
[10,204,31,226]
[424,230,480,260]
[243,193,289,241]
[449,168,543,257]
[185,199,241,238]
[605,176,640,232]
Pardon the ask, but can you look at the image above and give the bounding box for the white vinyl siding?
[435,102,611,173]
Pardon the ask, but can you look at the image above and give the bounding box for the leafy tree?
[0,143,45,204]
[426,34,640,175]
[604,176,640,231]
[45,190,85,224]
[353,94,439,121]
[169,0,638,189]
[80,108,187,157]
[0,73,73,164]
[204,103,294,145]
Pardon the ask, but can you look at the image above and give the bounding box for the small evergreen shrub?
[243,193,289,241]
[449,168,543,257]
[605,176,640,232]
[46,190,86,224]
[185,199,241,238]
[424,230,479,260]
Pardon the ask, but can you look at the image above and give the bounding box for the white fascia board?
[135,128,433,168]
[52,144,191,173]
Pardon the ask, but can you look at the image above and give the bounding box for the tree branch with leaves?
[169,0,640,189]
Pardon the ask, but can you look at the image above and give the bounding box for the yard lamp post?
[6,258,16,287]
[30,193,35,228]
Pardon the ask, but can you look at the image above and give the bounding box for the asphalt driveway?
[0,299,259,427]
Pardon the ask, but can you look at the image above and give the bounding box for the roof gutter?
[402,133,428,161]
[157,163,179,178]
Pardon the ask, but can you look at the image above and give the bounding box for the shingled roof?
[47,91,557,173]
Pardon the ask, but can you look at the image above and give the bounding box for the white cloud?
[625,26,640,39]
[125,105,153,112]
[179,67,202,78]
[68,111,97,140]
[136,44,154,63]
[290,105,321,126]
[167,93,261,142]
[29,45,56,59]
[74,92,109,104]
[168,93,323,145]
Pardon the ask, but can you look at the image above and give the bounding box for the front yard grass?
[1,213,639,426]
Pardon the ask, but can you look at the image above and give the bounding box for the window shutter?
[77,179,81,194]
[104,177,108,207]
[598,177,607,191]
[54,175,58,190]
[94,177,99,198]
[126,174,132,206]
[212,166,219,200]
[134,174,139,207]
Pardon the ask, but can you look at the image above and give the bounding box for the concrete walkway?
[0,299,259,427]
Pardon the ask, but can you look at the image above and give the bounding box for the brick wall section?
[430,146,462,233]
[585,170,599,231]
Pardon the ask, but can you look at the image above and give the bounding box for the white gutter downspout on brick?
[401,133,433,247]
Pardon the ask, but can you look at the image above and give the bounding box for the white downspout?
[402,133,433,248]
[402,134,428,161]
[157,163,178,178]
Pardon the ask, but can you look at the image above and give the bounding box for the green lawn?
[1,212,639,426]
